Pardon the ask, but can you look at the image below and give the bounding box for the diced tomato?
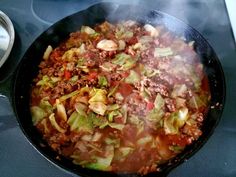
[87,71,98,80]
[64,70,72,80]
[146,102,154,111]
[118,82,133,97]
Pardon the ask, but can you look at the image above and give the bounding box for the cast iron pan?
[0,2,225,177]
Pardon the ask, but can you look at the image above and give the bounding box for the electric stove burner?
[31,0,96,25]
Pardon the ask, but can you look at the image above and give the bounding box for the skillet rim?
[12,2,226,177]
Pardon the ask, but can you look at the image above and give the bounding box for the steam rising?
[31,0,228,32]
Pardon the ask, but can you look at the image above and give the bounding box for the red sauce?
[30,21,210,175]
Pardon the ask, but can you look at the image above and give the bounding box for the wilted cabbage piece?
[43,45,53,60]
[89,102,107,116]
[31,106,47,125]
[112,53,136,70]
[89,89,107,104]
[100,62,117,72]
[169,145,184,153]
[39,98,53,114]
[96,39,118,51]
[118,40,126,50]
[125,70,140,84]
[62,47,80,61]
[188,93,208,109]
[115,25,134,39]
[59,90,80,102]
[137,135,153,146]
[56,99,67,121]
[98,76,108,87]
[140,64,159,78]
[108,123,125,131]
[88,89,108,115]
[154,94,165,110]
[105,137,120,146]
[154,47,173,57]
[36,75,53,88]
[119,147,134,157]
[88,112,108,129]
[81,26,96,35]
[171,84,187,98]
[164,107,189,134]
[84,145,114,171]
[67,111,93,133]
[107,110,121,122]
[49,113,66,133]
[144,24,159,37]
[107,104,120,111]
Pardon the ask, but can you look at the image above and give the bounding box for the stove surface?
[0,0,236,177]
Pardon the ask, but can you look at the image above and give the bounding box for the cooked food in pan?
[30,20,210,175]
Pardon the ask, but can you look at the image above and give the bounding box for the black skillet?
[0,2,225,177]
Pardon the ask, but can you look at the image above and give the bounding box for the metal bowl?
[0,10,15,68]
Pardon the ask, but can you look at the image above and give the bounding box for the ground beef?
[165,98,176,112]
[126,93,147,117]
[110,72,122,81]
[30,20,210,176]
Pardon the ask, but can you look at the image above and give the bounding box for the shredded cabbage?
[112,53,136,70]
[154,47,173,57]
[85,145,114,171]
[89,102,107,116]
[43,45,53,60]
[108,123,125,131]
[67,111,93,133]
[105,138,120,148]
[49,113,66,133]
[108,84,119,97]
[171,84,187,98]
[137,136,153,146]
[147,94,165,128]
[99,62,116,72]
[59,90,80,102]
[81,26,96,35]
[74,102,87,116]
[89,89,107,104]
[107,104,120,111]
[56,99,67,121]
[98,76,108,87]
[115,25,133,39]
[125,70,140,84]
[88,88,108,115]
[188,94,208,109]
[164,107,189,134]
[107,110,121,122]
[36,75,54,88]
[31,106,47,125]
[62,48,80,61]
[140,64,160,77]
[154,94,165,110]
[88,112,108,129]
[119,147,134,157]
[169,145,184,153]
[39,98,53,114]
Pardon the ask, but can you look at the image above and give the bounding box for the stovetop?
[0,0,236,177]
